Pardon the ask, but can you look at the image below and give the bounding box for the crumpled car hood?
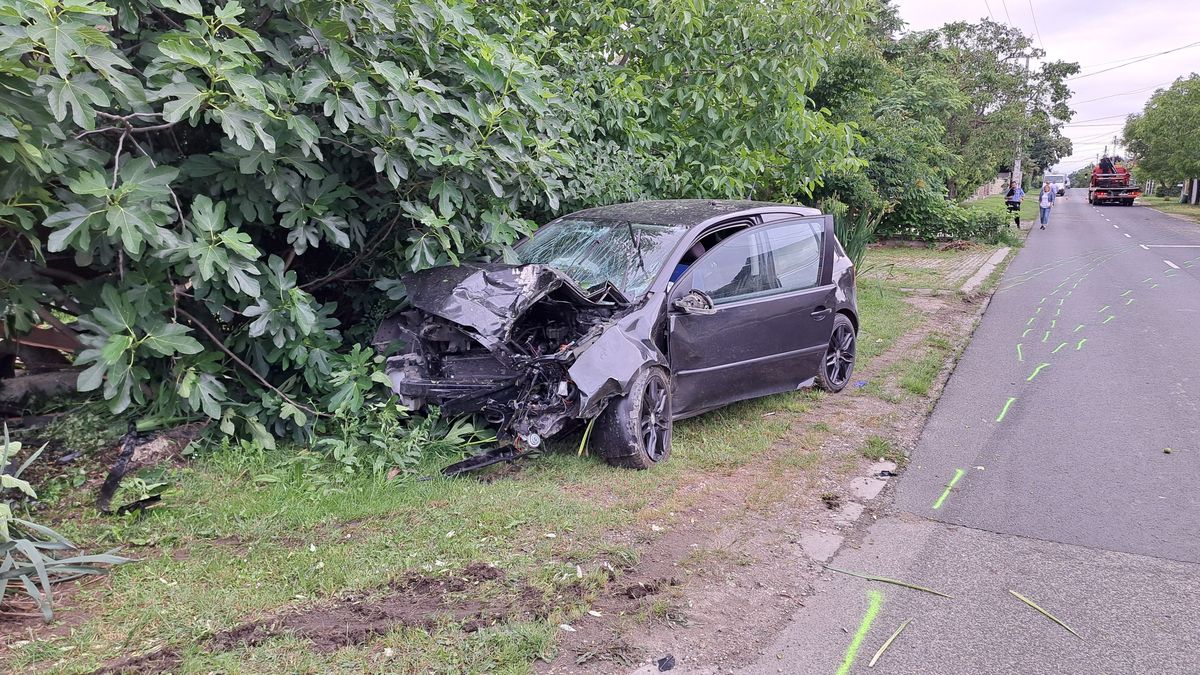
[403,263,627,351]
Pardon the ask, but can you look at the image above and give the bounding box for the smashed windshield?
[514,218,688,297]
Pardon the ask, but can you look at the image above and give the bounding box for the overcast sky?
[891,0,1199,173]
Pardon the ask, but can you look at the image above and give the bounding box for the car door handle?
[811,306,832,319]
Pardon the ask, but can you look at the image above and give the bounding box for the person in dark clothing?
[1005,181,1025,227]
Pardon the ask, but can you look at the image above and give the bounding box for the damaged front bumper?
[373,264,662,447]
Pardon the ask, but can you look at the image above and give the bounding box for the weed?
[811,422,831,433]
[860,436,905,465]
[899,333,953,395]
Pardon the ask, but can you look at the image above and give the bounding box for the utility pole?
[1012,54,1031,188]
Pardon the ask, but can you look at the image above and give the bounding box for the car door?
[667,217,836,418]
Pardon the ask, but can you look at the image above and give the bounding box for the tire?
[816,314,856,393]
[593,366,672,470]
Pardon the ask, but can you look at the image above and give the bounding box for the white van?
[1044,174,1067,196]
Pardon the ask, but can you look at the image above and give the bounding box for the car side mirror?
[672,289,716,315]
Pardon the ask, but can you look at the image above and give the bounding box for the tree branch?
[300,215,399,291]
[175,307,327,419]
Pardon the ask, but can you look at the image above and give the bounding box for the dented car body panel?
[373,200,858,459]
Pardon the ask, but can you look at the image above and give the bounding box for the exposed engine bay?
[372,264,660,451]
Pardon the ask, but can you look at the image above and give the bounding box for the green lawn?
[1140,196,1200,224]
[859,244,1003,292]
[966,193,1040,224]
[8,290,920,673]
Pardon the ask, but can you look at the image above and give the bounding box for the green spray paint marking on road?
[1074,324,1085,333]
[1126,298,1134,305]
[1055,308,1061,316]
[1035,307,1042,314]
[836,590,883,675]
[1026,363,1051,381]
[1065,290,1072,297]
[1016,344,1024,361]
[1121,290,1132,296]
[1022,328,1032,338]
[1058,298,1064,306]
[1039,297,1046,304]
[1027,317,1036,326]
[997,397,1017,422]
[1103,315,1115,324]
[1042,330,1051,342]
[1098,305,1109,313]
[1052,342,1067,354]
[1050,320,1056,328]
[932,468,966,510]
[1076,339,1087,350]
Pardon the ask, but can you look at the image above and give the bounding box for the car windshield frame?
[512,217,689,297]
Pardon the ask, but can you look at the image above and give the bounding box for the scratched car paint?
[373,200,860,472]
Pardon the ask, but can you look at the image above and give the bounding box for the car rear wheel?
[816,314,856,393]
[594,366,672,469]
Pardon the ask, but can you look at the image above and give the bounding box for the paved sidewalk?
[861,245,1012,292]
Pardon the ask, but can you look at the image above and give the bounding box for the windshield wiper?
[626,221,648,278]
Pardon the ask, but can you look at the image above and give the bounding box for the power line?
[1064,112,1135,125]
[1069,40,1200,81]
[1078,41,1200,69]
[1067,122,1128,128]
[982,0,995,21]
[999,0,1013,25]
[1026,0,1045,52]
[1071,81,1175,105]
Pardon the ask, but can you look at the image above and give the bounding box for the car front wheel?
[594,366,672,469]
[816,314,856,393]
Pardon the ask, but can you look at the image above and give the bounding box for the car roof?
[562,199,821,228]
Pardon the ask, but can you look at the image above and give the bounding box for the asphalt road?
[742,191,1200,674]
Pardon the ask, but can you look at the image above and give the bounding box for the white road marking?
[1143,244,1200,248]
[1139,244,1150,250]
[1165,260,1180,269]
[1113,224,1119,228]
[1124,233,1131,238]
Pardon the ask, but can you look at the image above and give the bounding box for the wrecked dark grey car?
[373,200,858,472]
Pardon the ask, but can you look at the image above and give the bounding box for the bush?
[0,0,869,453]
[878,187,1005,242]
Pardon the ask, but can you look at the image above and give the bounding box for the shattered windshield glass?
[514,218,687,297]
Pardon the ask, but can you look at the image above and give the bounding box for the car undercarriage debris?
[373,264,662,458]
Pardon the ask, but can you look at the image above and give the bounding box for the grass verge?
[1139,196,1200,224]
[5,284,926,673]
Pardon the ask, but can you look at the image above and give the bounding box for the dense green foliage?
[810,11,1076,240]
[0,0,869,451]
[1124,75,1200,186]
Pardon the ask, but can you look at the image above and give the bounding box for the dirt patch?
[540,290,990,673]
[91,563,544,674]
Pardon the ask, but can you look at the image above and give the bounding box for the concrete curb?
[959,246,1010,294]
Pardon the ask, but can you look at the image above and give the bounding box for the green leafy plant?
[0,0,870,452]
[2,426,131,622]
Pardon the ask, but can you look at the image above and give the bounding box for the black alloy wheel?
[640,375,670,463]
[817,314,856,393]
[594,367,673,469]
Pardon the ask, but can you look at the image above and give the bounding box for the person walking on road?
[1038,182,1055,230]
[1005,181,1025,228]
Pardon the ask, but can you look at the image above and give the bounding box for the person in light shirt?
[1038,182,1056,230]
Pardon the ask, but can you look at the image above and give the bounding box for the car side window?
[766,220,824,293]
[684,220,823,305]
